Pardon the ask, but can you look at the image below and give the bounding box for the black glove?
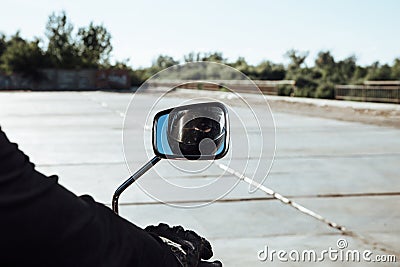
[145,223,222,267]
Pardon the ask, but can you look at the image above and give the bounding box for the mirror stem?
[112,156,161,214]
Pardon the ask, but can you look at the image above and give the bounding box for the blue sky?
[1,0,399,68]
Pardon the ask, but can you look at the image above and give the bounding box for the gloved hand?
[145,223,222,267]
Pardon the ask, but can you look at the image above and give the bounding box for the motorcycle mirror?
[153,102,229,160]
[113,102,229,214]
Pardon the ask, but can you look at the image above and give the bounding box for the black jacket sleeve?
[0,126,179,267]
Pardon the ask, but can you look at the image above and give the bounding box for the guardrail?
[335,85,400,104]
[147,80,295,95]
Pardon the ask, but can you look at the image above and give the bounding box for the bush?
[315,83,335,99]
[293,87,316,97]
[277,84,294,96]
[293,77,318,97]
[130,69,150,86]
[219,85,229,92]
[295,76,317,89]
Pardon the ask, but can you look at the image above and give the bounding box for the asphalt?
[0,91,399,266]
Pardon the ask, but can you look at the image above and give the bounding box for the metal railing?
[147,80,295,95]
[335,84,400,104]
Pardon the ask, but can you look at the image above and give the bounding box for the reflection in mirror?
[153,102,229,160]
[155,114,173,155]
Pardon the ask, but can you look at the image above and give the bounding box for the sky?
[1,0,399,68]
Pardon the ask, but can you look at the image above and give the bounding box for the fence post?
[398,86,400,104]
[362,86,366,102]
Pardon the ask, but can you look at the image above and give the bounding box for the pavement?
[0,91,399,266]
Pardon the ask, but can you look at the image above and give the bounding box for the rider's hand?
[145,223,222,267]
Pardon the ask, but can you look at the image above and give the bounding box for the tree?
[45,11,79,68]
[337,56,356,82]
[153,55,179,69]
[391,58,400,80]
[183,52,201,62]
[112,58,131,70]
[375,64,392,80]
[255,61,286,80]
[284,50,318,97]
[315,51,335,70]
[229,57,254,77]
[1,34,47,81]
[285,49,309,75]
[351,66,368,84]
[0,33,7,68]
[77,22,112,67]
[315,52,357,84]
[200,52,225,63]
[0,34,6,59]
[366,62,392,80]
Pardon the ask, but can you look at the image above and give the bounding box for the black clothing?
[0,127,180,267]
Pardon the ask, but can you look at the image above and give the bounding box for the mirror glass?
[153,102,229,160]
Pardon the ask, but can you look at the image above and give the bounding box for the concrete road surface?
[0,91,399,266]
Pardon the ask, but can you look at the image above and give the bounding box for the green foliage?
[0,11,115,81]
[219,85,229,92]
[111,58,131,70]
[391,59,400,80]
[277,84,294,96]
[130,68,153,86]
[183,52,200,62]
[285,49,309,77]
[199,52,225,63]
[230,57,248,71]
[1,11,400,98]
[255,61,286,80]
[128,55,178,86]
[337,56,356,82]
[229,57,255,78]
[183,51,226,63]
[315,51,335,70]
[0,34,47,81]
[45,11,79,68]
[366,62,392,80]
[0,33,6,59]
[293,76,318,97]
[351,66,368,84]
[315,83,335,99]
[44,11,113,69]
[77,22,112,67]
[153,55,179,70]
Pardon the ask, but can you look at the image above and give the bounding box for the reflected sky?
[155,114,173,155]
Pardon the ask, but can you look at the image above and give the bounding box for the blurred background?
[0,0,399,101]
[0,1,399,266]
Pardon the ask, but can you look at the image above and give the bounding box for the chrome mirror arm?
[112,156,161,214]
